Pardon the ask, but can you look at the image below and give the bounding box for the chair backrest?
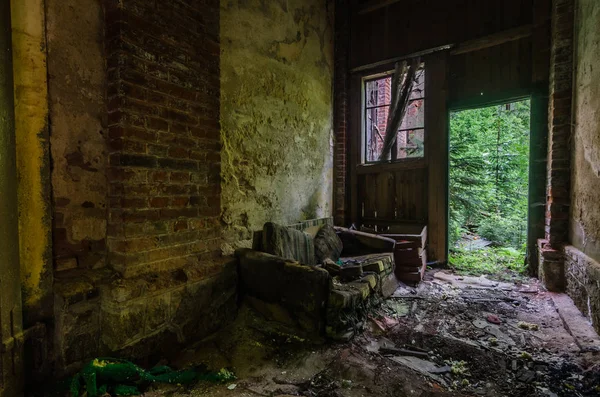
[252,217,333,251]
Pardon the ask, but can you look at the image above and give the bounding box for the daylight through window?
[363,65,425,162]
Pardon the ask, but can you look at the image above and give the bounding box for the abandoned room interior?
[1,0,600,395]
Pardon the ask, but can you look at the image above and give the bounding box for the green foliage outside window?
[448,100,530,277]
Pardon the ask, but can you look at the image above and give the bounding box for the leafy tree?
[449,100,530,250]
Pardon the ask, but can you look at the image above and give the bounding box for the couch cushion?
[339,253,394,276]
[262,222,316,265]
[314,224,344,264]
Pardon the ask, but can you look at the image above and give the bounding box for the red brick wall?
[104,0,221,277]
[545,0,574,245]
[334,0,350,226]
[538,0,574,291]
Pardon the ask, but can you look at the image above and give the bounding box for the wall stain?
[220,0,334,255]
[570,0,600,261]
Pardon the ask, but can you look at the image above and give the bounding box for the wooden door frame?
[446,93,546,270]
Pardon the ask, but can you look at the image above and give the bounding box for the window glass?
[363,66,425,162]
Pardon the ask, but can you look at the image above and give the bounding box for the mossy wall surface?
[220,0,334,254]
[570,0,600,262]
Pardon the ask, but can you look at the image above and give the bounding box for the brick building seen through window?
[363,65,425,162]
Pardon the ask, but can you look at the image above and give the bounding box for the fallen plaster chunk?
[388,356,448,386]
[433,271,513,290]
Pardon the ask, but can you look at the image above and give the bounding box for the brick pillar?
[104,0,222,278]
[546,0,574,244]
[333,0,350,226]
[539,0,574,290]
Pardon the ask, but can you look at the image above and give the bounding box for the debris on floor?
[138,270,600,397]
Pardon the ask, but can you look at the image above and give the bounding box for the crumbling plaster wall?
[570,0,600,262]
[220,0,334,254]
[47,0,108,271]
[564,0,600,333]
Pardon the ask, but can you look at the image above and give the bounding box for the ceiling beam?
[450,25,534,55]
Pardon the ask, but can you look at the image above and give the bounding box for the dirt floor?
[145,270,600,397]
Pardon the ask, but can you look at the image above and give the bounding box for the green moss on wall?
[570,0,600,262]
[220,0,334,254]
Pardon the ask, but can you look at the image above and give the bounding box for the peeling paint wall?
[46,0,108,271]
[11,0,53,324]
[220,0,334,254]
[570,0,600,262]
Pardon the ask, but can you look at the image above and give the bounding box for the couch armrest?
[333,227,396,256]
[235,248,330,308]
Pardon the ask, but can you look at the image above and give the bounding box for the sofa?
[235,218,399,341]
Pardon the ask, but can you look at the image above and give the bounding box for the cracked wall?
[220,0,334,254]
[570,0,600,262]
[565,0,600,332]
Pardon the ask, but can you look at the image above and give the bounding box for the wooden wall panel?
[358,167,427,226]
[350,0,534,69]
[449,37,533,108]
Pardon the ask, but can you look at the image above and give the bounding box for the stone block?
[381,273,400,298]
[328,288,360,310]
[363,260,385,274]
[348,280,371,300]
[565,245,600,335]
[145,293,170,333]
[100,300,146,351]
[361,274,378,290]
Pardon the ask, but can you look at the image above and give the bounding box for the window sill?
[356,158,426,174]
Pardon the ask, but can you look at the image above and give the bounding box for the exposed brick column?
[333,0,350,226]
[539,0,574,291]
[104,0,221,278]
[545,0,574,244]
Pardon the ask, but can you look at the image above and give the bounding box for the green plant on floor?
[449,247,527,280]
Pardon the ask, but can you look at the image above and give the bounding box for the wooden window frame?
[360,66,426,164]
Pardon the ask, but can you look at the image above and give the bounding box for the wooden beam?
[450,25,534,56]
[356,159,426,175]
[425,51,448,264]
[357,0,403,15]
[351,44,452,74]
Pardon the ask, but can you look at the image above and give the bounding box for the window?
[363,65,425,162]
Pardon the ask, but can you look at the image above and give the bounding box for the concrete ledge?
[564,245,600,335]
[53,260,238,375]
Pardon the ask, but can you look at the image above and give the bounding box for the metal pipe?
[0,0,24,394]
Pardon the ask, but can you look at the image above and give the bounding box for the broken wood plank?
[379,347,429,358]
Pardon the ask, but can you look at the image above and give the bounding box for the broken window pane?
[365,77,392,108]
[410,68,425,100]
[400,99,425,130]
[363,64,425,163]
[397,128,425,159]
[365,106,390,161]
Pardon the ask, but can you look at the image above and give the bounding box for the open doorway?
[448,99,531,280]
